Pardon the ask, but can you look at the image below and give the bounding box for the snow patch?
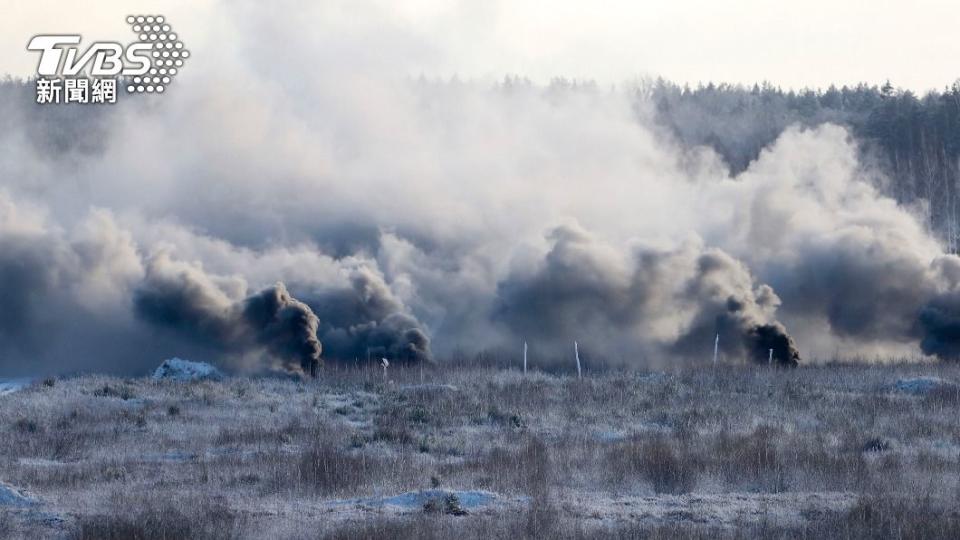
[0,378,32,396]
[142,451,198,463]
[399,383,459,393]
[152,358,223,381]
[17,458,68,467]
[0,483,39,507]
[593,429,628,442]
[331,489,518,512]
[565,491,856,527]
[893,376,957,395]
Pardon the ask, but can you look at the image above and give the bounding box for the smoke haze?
[2,3,960,375]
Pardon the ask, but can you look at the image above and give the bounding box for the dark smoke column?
[134,254,323,375]
[746,323,801,366]
[243,283,323,376]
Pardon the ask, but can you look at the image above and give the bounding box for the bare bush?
[70,497,242,540]
[454,437,552,498]
[295,443,376,496]
[715,425,786,492]
[606,435,698,494]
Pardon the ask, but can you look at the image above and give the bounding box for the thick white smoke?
[2,2,960,374]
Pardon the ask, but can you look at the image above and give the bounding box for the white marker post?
[713,333,719,366]
[381,357,389,382]
[768,349,773,366]
[523,341,528,375]
[574,341,582,379]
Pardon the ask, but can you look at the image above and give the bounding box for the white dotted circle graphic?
[127,14,187,96]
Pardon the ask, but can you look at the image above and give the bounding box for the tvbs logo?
[28,15,189,104]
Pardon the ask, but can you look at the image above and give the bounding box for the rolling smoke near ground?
[133,252,322,374]
[495,224,799,365]
[2,4,960,375]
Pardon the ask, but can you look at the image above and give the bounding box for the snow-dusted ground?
[0,482,37,507]
[308,488,855,527]
[0,378,32,396]
[328,489,521,514]
[561,491,857,527]
[152,357,223,381]
[0,364,958,538]
[893,376,958,395]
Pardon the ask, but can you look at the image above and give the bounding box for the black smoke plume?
[134,253,322,374]
[303,268,432,364]
[747,324,801,366]
[242,284,323,376]
[919,291,960,360]
[495,224,801,364]
[671,250,801,365]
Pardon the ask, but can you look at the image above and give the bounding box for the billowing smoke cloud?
[496,224,799,364]
[129,251,322,374]
[917,257,960,359]
[918,295,960,359]
[302,267,431,364]
[243,284,323,374]
[5,3,960,374]
[671,250,800,366]
[132,253,322,374]
[0,197,148,375]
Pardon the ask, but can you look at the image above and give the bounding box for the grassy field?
[1,361,959,539]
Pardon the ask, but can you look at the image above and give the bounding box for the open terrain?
[1,361,959,539]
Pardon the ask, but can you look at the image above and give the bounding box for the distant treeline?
[0,77,114,156]
[645,79,960,251]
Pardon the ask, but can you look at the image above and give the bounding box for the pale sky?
[3,0,959,92]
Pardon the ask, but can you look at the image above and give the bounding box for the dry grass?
[70,493,243,540]
[0,362,958,538]
[605,435,699,494]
